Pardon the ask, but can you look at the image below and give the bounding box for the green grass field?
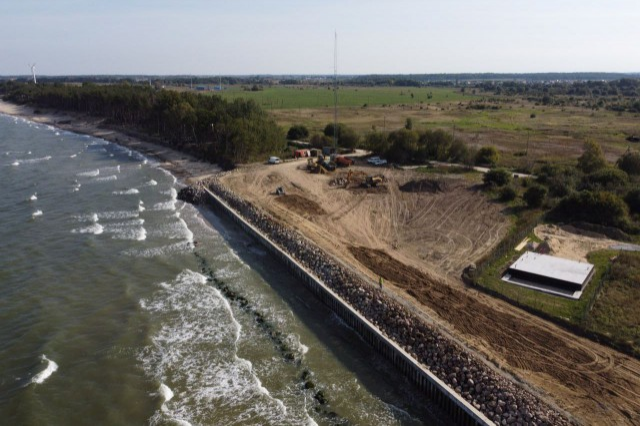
[586,251,640,355]
[210,85,476,109]
[475,233,607,324]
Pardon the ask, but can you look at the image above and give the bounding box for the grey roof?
[508,251,594,285]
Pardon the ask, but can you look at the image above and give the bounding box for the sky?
[1,0,639,76]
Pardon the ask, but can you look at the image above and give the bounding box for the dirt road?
[222,160,640,425]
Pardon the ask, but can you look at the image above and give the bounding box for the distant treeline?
[478,79,640,112]
[346,73,639,87]
[0,75,273,87]
[0,81,284,167]
[3,72,639,87]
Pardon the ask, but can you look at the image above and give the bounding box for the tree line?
[0,81,284,167]
[478,79,640,112]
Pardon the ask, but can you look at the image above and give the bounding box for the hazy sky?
[1,0,638,75]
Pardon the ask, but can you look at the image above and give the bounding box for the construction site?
[220,156,640,426]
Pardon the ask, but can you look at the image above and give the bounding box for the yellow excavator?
[363,175,384,187]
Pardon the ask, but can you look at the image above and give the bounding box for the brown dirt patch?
[222,161,640,425]
[349,245,640,425]
[399,178,463,194]
[275,194,326,216]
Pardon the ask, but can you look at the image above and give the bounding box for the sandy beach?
[0,99,219,184]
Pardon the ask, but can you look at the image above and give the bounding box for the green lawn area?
[475,235,612,324]
[212,85,477,110]
[585,251,640,355]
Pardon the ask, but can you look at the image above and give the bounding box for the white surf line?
[32,355,58,384]
[215,287,292,419]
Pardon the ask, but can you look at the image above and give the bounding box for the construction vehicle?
[307,157,333,174]
[345,170,353,187]
[335,156,354,167]
[363,175,384,188]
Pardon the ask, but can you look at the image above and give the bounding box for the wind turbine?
[28,63,37,84]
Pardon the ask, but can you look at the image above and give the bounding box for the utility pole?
[333,31,338,150]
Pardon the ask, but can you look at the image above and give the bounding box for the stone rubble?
[203,175,572,426]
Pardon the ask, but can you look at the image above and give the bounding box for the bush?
[475,146,500,166]
[287,125,309,140]
[483,168,512,187]
[536,163,582,197]
[616,150,640,176]
[364,131,389,154]
[625,189,640,215]
[404,117,413,130]
[523,185,547,208]
[499,186,518,202]
[448,138,469,163]
[386,129,419,164]
[577,140,607,173]
[309,133,331,148]
[581,167,629,191]
[553,190,629,227]
[323,123,359,149]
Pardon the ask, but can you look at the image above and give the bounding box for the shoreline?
[198,175,572,426]
[2,98,571,425]
[0,99,220,184]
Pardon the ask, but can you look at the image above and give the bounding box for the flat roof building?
[502,251,595,299]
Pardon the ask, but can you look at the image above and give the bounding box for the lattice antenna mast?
[333,31,338,149]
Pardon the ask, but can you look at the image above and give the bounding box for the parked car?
[367,156,381,164]
[268,156,282,164]
[371,158,387,166]
[335,156,354,167]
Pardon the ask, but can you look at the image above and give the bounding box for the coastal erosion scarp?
[186,178,572,426]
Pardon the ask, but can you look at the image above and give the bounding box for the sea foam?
[32,355,58,384]
[112,188,139,195]
[77,169,99,177]
[159,383,174,411]
[71,223,104,235]
[93,175,117,182]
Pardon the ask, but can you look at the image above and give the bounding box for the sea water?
[0,114,447,425]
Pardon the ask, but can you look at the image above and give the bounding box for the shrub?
[581,167,629,191]
[553,190,629,227]
[386,128,419,164]
[625,189,640,215]
[287,125,309,140]
[536,163,582,197]
[323,123,359,149]
[616,150,640,176]
[577,140,607,173]
[499,186,518,202]
[483,168,512,187]
[475,146,500,166]
[309,133,331,148]
[404,117,413,130]
[523,185,547,208]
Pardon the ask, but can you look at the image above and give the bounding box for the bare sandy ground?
[222,161,640,426]
[534,224,629,261]
[221,160,510,284]
[0,99,218,182]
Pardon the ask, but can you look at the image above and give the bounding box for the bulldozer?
[307,157,334,174]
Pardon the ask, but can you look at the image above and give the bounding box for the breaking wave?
[32,355,58,385]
